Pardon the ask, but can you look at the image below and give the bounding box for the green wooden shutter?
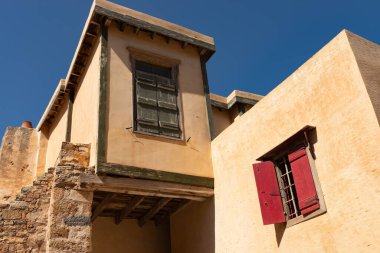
[157,76,180,138]
[135,71,159,134]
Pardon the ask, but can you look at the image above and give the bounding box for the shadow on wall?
[274,128,318,247]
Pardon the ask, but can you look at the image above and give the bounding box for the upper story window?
[133,60,181,138]
[252,127,326,227]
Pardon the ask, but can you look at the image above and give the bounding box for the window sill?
[286,207,327,228]
[133,129,185,143]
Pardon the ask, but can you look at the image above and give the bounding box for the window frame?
[128,47,185,141]
[255,126,327,227]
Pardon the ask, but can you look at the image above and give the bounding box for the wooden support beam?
[134,27,141,35]
[115,196,145,224]
[155,199,189,226]
[119,22,126,32]
[80,175,214,201]
[86,32,97,37]
[105,18,112,27]
[150,32,156,40]
[138,198,171,227]
[98,163,214,188]
[91,193,116,222]
[181,41,188,49]
[90,20,100,26]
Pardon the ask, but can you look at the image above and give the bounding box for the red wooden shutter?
[288,148,320,215]
[253,161,285,225]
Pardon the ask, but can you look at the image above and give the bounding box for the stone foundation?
[0,142,94,252]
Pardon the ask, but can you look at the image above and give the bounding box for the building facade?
[0,0,379,252]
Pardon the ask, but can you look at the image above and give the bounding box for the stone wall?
[0,169,54,252]
[0,142,93,253]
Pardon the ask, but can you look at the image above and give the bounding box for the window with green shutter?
[133,60,181,138]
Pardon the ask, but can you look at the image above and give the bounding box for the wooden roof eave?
[93,1,216,61]
[36,80,66,131]
[37,0,216,130]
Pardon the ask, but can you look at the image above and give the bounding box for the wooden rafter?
[154,199,189,226]
[138,198,171,227]
[115,196,145,224]
[92,193,116,222]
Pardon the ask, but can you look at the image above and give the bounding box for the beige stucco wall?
[211,30,380,253]
[171,198,215,253]
[212,107,232,137]
[92,217,170,253]
[70,40,101,167]
[347,32,380,125]
[45,99,68,168]
[34,125,49,177]
[0,127,37,202]
[106,24,213,177]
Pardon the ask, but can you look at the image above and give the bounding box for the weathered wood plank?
[138,198,171,227]
[80,174,213,201]
[115,196,145,224]
[94,5,215,53]
[92,193,116,222]
[97,163,214,188]
[97,20,109,165]
[200,57,215,140]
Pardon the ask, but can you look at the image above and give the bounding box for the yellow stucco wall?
[92,217,170,253]
[171,198,215,253]
[45,99,68,168]
[212,107,232,137]
[70,40,101,167]
[105,24,213,177]
[348,32,380,125]
[0,127,37,202]
[211,30,380,253]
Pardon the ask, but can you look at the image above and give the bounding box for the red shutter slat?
[288,148,320,215]
[253,161,285,225]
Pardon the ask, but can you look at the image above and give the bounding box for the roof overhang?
[210,90,263,110]
[38,0,216,130]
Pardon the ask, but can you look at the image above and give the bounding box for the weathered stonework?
[46,143,93,252]
[0,142,94,253]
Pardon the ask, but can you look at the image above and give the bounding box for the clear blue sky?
[1,0,380,137]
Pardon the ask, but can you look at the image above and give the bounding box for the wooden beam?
[92,193,116,222]
[115,196,144,224]
[155,199,189,226]
[138,198,171,227]
[97,163,214,188]
[97,20,109,165]
[86,32,97,37]
[94,5,215,53]
[119,22,126,32]
[200,57,215,140]
[80,174,214,201]
[134,27,141,35]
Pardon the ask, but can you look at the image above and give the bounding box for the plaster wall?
[348,32,380,125]
[106,24,213,177]
[212,107,232,137]
[45,99,68,168]
[171,198,215,253]
[92,217,170,253]
[211,30,380,253]
[0,127,37,202]
[70,40,101,167]
[34,125,49,177]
